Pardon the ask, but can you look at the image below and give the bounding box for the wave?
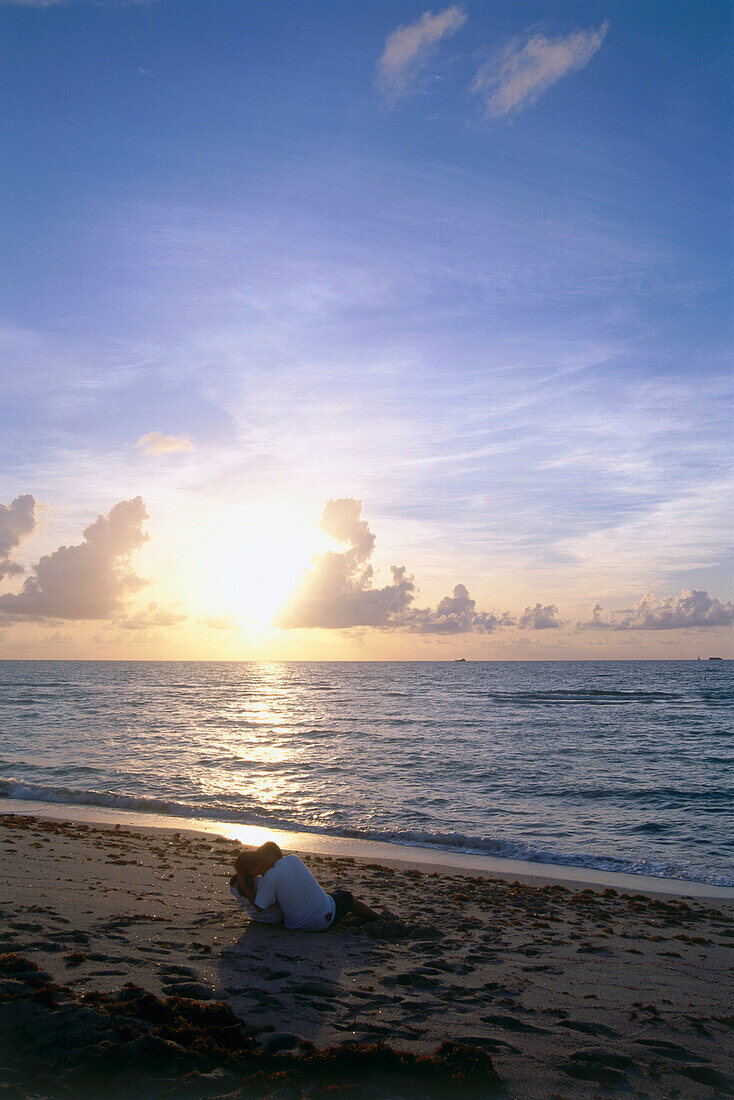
[483,689,684,705]
[1,777,732,888]
[550,785,734,807]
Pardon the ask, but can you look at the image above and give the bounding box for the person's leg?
[351,897,378,920]
[328,890,379,925]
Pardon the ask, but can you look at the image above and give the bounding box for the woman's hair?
[234,849,260,873]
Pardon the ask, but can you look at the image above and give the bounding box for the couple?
[230,841,378,932]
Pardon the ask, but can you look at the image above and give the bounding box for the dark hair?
[258,841,282,862]
[234,849,259,874]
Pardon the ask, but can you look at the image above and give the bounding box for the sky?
[0,0,732,660]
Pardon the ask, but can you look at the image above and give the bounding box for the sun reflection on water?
[209,662,296,804]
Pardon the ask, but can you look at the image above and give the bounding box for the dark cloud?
[277,499,531,634]
[518,602,563,629]
[0,495,36,579]
[119,601,187,631]
[0,497,149,622]
[579,589,734,631]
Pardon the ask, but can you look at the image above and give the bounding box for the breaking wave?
[1,777,732,888]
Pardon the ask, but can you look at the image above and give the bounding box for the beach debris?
[0,954,503,1098]
[361,912,444,942]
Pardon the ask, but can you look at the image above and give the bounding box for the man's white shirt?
[255,854,336,931]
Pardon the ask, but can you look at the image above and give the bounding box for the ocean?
[0,660,732,887]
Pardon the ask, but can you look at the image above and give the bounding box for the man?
[231,841,378,931]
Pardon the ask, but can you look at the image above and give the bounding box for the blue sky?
[0,0,732,658]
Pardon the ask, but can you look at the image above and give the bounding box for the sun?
[138,498,322,633]
[219,520,312,625]
[164,502,318,628]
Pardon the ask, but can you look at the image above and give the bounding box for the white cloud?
[472,21,608,119]
[136,432,194,455]
[0,497,148,621]
[403,583,515,634]
[119,601,187,630]
[277,499,548,634]
[555,476,734,592]
[276,498,416,629]
[518,602,563,629]
[0,495,36,579]
[377,5,467,100]
[579,589,734,631]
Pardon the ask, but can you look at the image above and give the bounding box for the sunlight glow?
[163,504,318,627]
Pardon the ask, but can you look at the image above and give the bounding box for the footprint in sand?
[559,1019,621,1038]
[480,1014,549,1035]
[676,1066,734,1093]
[460,1035,521,1055]
[635,1038,704,1061]
[159,964,198,978]
[384,973,443,991]
[292,979,340,999]
[561,1049,637,1088]
[247,965,290,980]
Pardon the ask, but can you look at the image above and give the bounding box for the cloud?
[0,495,36,579]
[136,432,194,455]
[276,499,416,629]
[579,589,734,631]
[197,614,240,631]
[518,602,564,629]
[119,601,187,630]
[472,21,608,119]
[377,6,467,100]
[403,584,515,634]
[0,497,149,621]
[277,499,546,635]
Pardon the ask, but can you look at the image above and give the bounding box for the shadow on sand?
[216,917,363,1049]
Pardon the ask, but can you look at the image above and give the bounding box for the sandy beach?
[1,812,732,1098]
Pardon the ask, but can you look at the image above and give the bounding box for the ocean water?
[0,660,732,886]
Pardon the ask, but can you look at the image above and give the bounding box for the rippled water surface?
[0,660,732,884]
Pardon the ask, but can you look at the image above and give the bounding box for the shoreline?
[2,796,733,902]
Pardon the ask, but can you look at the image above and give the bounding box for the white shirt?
[255,855,336,931]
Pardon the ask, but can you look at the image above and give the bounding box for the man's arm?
[253,866,278,910]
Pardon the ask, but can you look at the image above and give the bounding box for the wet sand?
[1,813,733,1098]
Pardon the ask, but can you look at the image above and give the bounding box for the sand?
[0,812,732,1098]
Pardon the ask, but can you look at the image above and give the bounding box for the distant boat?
[455,657,467,662]
[708,656,723,661]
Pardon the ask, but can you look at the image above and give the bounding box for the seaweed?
[0,955,502,1099]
